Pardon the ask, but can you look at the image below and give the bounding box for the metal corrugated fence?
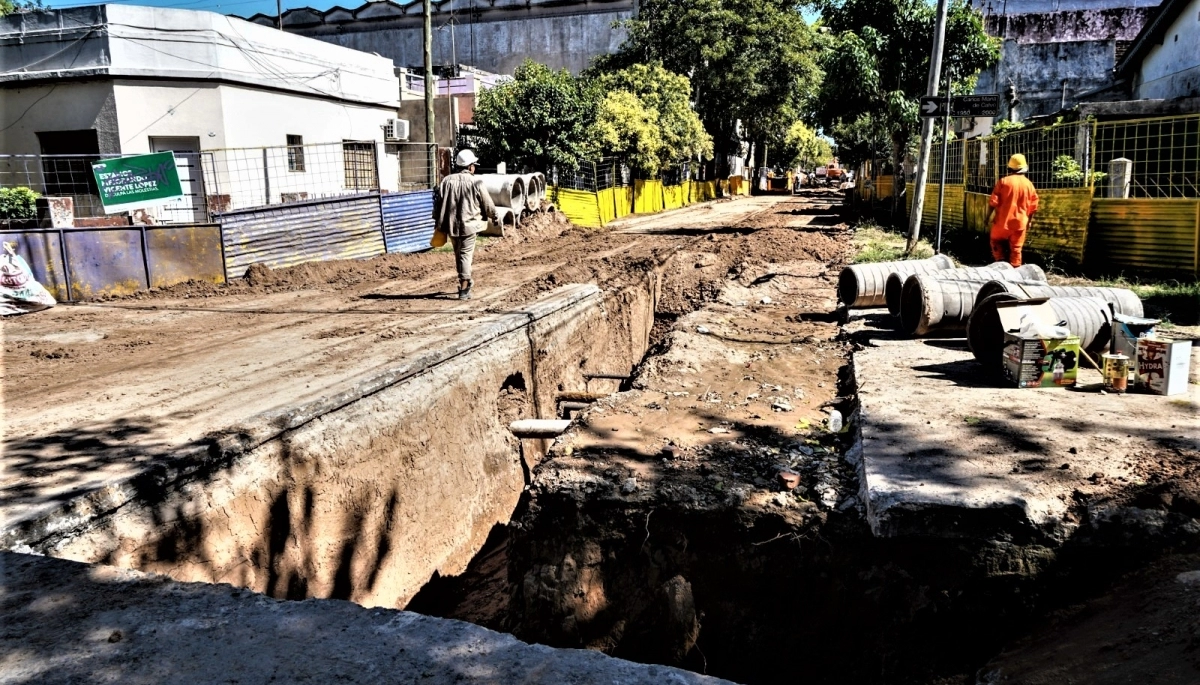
[217,193,386,276]
[381,191,435,254]
[1088,199,1199,276]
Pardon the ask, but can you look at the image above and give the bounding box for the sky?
[48,0,822,23]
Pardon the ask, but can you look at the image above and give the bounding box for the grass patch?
[850,221,937,264]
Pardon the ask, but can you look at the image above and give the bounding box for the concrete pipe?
[520,174,539,212]
[838,254,955,309]
[479,174,527,210]
[967,294,1119,365]
[882,262,1042,316]
[510,419,572,438]
[973,281,1144,318]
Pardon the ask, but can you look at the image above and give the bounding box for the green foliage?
[990,119,1026,135]
[0,0,43,15]
[814,0,999,171]
[1051,155,1108,186]
[781,121,833,168]
[591,63,713,174]
[471,60,600,171]
[0,187,40,220]
[589,91,666,174]
[597,0,823,157]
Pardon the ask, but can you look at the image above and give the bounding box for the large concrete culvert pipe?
[479,174,527,211]
[967,294,1131,365]
[838,254,955,308]
[973,281,1145,317]
[882,262,1045,316]
[521,174,541,212]
[897,268,1044,336]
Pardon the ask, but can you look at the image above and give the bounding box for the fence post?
[262,148,270,206]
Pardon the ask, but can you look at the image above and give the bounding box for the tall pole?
[907,0,951,253]
[935,69,951,254]
[424,0,437,188]
[276,0,282,29]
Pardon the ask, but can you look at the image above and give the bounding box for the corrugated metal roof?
[380,190,435,254]
[218,194,386,276]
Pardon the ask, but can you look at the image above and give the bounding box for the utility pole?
[906,0,950,253]
[276,0,282,29]
[935,68,952,254]
[423,0,436,188]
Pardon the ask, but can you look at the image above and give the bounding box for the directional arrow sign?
[919,97,946,117]
[950,94,1002,118]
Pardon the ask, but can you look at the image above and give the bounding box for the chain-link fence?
[1,141,437,225]
[1093,115,1200,199]
[200,141,436,214]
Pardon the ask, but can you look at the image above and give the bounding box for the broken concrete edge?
[0,551,736,685]
[1,284,602,550]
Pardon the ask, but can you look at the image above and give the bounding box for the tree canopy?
[813,0,998,191]
[597,0,823,162]
[470,60,711,175]
[780,121,834,169]
[0,0,43,15]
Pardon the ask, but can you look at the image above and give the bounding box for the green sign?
[92,152,184,214]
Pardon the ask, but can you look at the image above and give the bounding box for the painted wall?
[275,3,632,75]
[0,82,119,155]
[1134,0,1200,99]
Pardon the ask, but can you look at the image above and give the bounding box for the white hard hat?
[455,149,479,168]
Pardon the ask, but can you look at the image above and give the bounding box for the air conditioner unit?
[384,118,410,142]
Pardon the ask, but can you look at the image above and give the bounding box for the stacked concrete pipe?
[972,280,1145,316]
[967,286,1144,364]
[898,264,1047,336]
[838,254,955,308]
[479,174,527,217]
[968,295,1117,365]
[883,262,1038,316]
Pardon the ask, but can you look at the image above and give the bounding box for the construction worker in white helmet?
[433,149,498,300]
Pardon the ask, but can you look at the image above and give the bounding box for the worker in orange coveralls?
[987,153,1039,266]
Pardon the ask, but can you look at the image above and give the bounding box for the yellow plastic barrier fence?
[634,179,665,214]
[663,184,685,210]
[596,187,617,226]
[614,186,634,219]
[551,186,603,228]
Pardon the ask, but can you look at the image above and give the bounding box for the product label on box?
[1004,336,1080,388]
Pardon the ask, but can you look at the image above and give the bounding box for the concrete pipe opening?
[900,274,1004,337]
[837,254,954,309]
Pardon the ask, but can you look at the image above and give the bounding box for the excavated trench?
[404,251,1200,685]
[10,204,1197,683]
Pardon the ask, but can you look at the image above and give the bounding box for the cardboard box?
[1136,336,1193,396]
[998,300,1081,388]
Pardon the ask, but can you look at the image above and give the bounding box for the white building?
[1117,0,1200,100]
[0,4,407,218]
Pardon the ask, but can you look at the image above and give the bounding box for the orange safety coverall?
[988,174,1039,267]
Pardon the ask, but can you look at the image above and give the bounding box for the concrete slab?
[0,551,733,685]
[851,310,1199,541]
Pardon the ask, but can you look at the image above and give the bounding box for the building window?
[287,135,305,172]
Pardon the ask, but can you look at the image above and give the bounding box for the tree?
[0,0,43,15]
[596,0,823,171]
[780,121,833,169]
[592,63,713,175]
[589,91,665,175]
[470,60,599,172]
[813,0,998,218]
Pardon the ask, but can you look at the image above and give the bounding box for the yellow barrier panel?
[614,186,634,218]
[1090,199,1199,276]
[596,187,617,226]
[634,179,665,214]
[1026,188,1093,265]
[551,186,603,228]
[663,184,685,210]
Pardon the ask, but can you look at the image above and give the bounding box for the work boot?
[458,279,473,300]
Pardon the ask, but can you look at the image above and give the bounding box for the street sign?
[919,94,1002,118]
[950,94,1001,117]
[919,97,946,117]
[91,152,184,214]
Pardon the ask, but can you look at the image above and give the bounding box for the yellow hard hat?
[1007,154,1028,171]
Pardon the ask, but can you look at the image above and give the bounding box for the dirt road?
[0,193,838,528]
